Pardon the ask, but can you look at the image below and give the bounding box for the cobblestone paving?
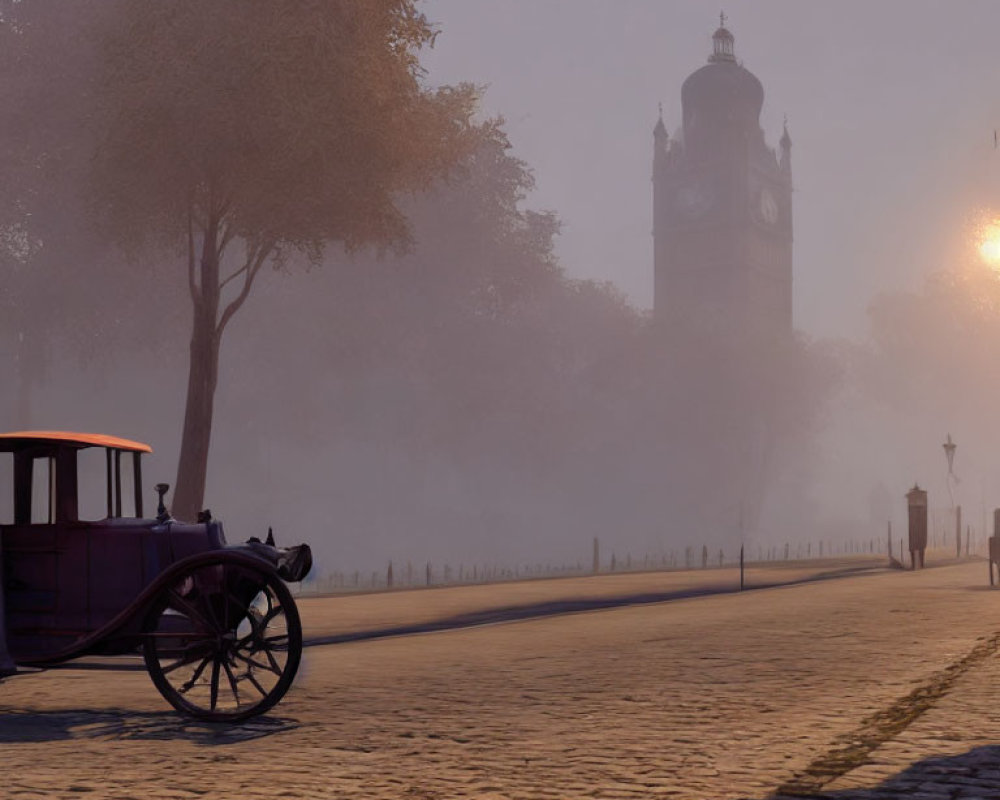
[1,561,999,799]
[774,588,1000,800]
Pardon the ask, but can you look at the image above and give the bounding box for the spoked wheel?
[142,556,303,722]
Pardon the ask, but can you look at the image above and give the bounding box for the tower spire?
[654,102,668,139]
[780,114,792,147]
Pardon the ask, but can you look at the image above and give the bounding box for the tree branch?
[219,259,250,291]
[216,218,238,263]
[216,242,272,336]
[187,203,200,306]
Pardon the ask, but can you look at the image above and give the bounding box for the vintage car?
[0,431,311,722]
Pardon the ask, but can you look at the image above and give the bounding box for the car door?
[3,453,87,659]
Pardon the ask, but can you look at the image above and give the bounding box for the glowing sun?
[978,221,1000,267]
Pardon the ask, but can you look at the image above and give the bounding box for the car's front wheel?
[141,555,302,722]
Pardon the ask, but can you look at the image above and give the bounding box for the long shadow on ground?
[303,563,889,648]
[0,706,298,744]
[768,745,1000,799]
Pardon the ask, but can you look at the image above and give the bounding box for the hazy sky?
[421,0,1000,339]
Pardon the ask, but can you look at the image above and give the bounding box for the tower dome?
[680,19,764,148]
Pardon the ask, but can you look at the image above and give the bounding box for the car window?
[119,452,138,518]
[77,447,107,521]
[77,448,139,520]
[31,456,54,524]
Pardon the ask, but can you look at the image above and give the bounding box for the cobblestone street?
[2,560,1000,799]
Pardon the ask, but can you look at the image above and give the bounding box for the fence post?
[387,561,393,588]
[593,537,600,574]
[955,505,962,559]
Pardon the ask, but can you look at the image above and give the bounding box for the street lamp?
[943,434,957,503]
[943,434,960,557]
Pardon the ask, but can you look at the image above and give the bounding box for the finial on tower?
[720,10,727,28]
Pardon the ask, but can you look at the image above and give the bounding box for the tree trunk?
[172,219,222,522]
[171,307,220,521]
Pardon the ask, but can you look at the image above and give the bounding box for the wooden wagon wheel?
[142,556,302,722]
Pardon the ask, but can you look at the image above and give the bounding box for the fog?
[4,2,1000,580]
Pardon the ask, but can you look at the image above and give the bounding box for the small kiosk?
[906,484,928,569]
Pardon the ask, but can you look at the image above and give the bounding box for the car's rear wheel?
[142,557,302,722]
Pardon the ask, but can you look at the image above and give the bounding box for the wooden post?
[740,545,745,591]
[387,561,393,588]
[956,505,963,559]
[592,537,600,574]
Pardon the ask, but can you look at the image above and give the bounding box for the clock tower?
[653,19,792,342]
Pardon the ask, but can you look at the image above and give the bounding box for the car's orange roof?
[0,431,152,453]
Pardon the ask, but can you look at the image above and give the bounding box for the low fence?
[296,529,987,596]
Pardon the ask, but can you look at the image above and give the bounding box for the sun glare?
[978,220,1000,268]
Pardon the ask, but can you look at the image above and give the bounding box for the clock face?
[676,183,712,218]
[759,188,778,225]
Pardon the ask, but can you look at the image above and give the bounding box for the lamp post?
[943,434,961,558]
